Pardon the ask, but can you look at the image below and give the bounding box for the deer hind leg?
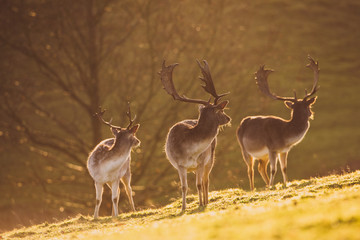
[279,152,288,187]
[196,166,205,207]
[121,167,136,211]
[110,180,120,217]
[242,152,255,191]
[257,158,270,187]
[177,167,188,211]
[268,151,278,188]
[94,182,104,219]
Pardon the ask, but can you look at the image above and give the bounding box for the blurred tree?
[0,0,141,209]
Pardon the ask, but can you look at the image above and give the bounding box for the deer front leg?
[110,180,120,217]
[268,151,278,188]
[94,182,104,219]
[121,167,136,212]
[279,152,288,187]
[196,166,205,207]
[202,177,208,206]
[178,167,188,211]
[203,155,215,205]
[202,163,213,205]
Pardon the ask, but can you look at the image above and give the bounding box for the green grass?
[3,170,360,239]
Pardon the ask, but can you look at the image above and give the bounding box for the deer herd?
[87,56,320,218]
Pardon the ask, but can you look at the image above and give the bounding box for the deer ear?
[215,100,229,110]
[198,104,205,111]
[284,101,294,109]
[129,124,140,134]
[111,127,119,136]
[307,96,317,105]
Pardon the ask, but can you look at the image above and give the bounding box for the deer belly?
[248,147,269,159]
[243,137,269,159]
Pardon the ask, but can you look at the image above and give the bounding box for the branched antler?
[159,60,228,106]
[196,60,229,105]
[255,55,320,102]
[159,60,209,105]
[304,55,320,100]
[95,107,121,129]
[255,66,296,102]
[126,102,136,129]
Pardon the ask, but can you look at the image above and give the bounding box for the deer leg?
[202,139,216,205]
[202,162,213,205]
[121,167,136,212]
[178,167,188,211]
[202,175,209,206]
[196,166,205,207]
[241,148,255,191]
[258,158,270,187]
[110,180,120,217]
[269,151,278,188]
[279,152,288,187]
[243,152,254,191]
[94,182,104,219]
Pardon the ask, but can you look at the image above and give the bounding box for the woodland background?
[0,0,359,232]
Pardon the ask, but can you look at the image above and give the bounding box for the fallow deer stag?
[237,56,319,190]
[159,60,231,211]
[87,103,140,218]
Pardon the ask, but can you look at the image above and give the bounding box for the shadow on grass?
[188,205,207,214]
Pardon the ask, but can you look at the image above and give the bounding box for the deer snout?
[219,113,231,126]
[132,137,141,147]
[225,115,231,124]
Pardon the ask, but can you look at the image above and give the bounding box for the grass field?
[2,170,360,239]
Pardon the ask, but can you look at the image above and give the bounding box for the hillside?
[3,170,360,239]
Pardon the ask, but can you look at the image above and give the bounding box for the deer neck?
[191,114,219,141]
[287,109,310,137]
[109,139,131,156]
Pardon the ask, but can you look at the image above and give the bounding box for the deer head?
[95,103,140,147]
[255,55,319,120]
[159,60,231,126]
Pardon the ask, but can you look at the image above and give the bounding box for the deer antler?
[196,60,229,105]
[126,102,136,129]
[159,60,210,105]
[255,56,320,102]
[304,55,320,100]
[255,65,296,102]
[95,107,121,129]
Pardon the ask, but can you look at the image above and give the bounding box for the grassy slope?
[3,170,360,240]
